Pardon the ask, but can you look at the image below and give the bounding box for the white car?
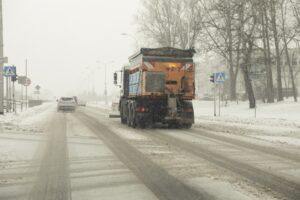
[57,97,76,112]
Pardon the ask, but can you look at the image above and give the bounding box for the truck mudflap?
[164,112,194,124]
[180,112,194,124]
[164,100,194,128]
[180,100,195,124]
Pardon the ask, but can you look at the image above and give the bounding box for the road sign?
[35,85,41,91]
[24,78,31,86]
[215,72,225,84]
[3,66,16,77]
[11,76,17,82]
[0,57,8,63]
[18,76,31,86]
[18,76,26,84]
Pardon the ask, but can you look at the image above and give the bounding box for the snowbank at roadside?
[0,102,55,164]
[87,101,112,110]
[193,99,300,128]
[0,102,55,126]
[193,99,300,146]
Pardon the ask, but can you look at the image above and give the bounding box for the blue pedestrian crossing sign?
[3,66,16,77]
[215,71,225,84]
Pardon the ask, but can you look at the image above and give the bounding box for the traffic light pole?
[5,77,8,112]
[214,81,216,117]
[9,77,11,112]
[218,84,221,117]
[12,80,16,114]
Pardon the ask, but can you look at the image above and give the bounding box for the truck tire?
[168,123,180,129]
[131,105,137,128]
[182,123,192,129]
[139,121,145,129]
[126,104,131,127]
[120,107,126,124]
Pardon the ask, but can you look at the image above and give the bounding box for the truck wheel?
[120,107,126,124]
[183,123,192,129]
[131,106,137,128]
[168,123,179,129]
[139,121,145,129]
[126,105,131,127]
[146,116,154,129]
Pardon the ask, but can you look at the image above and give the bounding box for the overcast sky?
[3,0,140,98]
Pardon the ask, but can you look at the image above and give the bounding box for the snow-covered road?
[0,103,299,200]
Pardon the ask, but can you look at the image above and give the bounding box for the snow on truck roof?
[129,47,196,62]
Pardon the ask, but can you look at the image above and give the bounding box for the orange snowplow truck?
[114,47,196,128]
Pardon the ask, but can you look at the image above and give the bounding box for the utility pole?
[25,59,28,108]
[92,70,95,96]
[0,0,4,114]
[210,73,216,116]
[97,61,113,105]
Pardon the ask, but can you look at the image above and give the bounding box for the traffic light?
[210,74,215,83]
[113,72,118,85]
[11,76,17,82]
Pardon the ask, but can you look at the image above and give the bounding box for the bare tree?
[137,0,298,106]
[137,0,203,49]
[199,0,243,101]
[260,0,275,103]
[270,0,284,101]
[279,0,298,102]
[290,0,300,27]
[239,0,259,108]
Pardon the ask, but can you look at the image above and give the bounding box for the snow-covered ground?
[0,102,55,163]
[88,98,300,148]
[87,101,111,110]
[92,98,300,146]
[193,99,300,126]
[0,102,55,126]
[193,99,300,146]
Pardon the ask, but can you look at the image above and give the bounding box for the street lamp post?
[104,63,107,105]
[85,67,95,98]
[121,33,139,50]
[97,61,114,105]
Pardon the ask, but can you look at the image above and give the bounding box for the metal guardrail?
[2,99,28,113]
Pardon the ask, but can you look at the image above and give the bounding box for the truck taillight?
[136,107,148,112]
[184,108,193,113]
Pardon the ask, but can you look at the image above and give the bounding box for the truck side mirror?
[114,72,118,85]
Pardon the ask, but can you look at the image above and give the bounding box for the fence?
[3,99,28,113]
